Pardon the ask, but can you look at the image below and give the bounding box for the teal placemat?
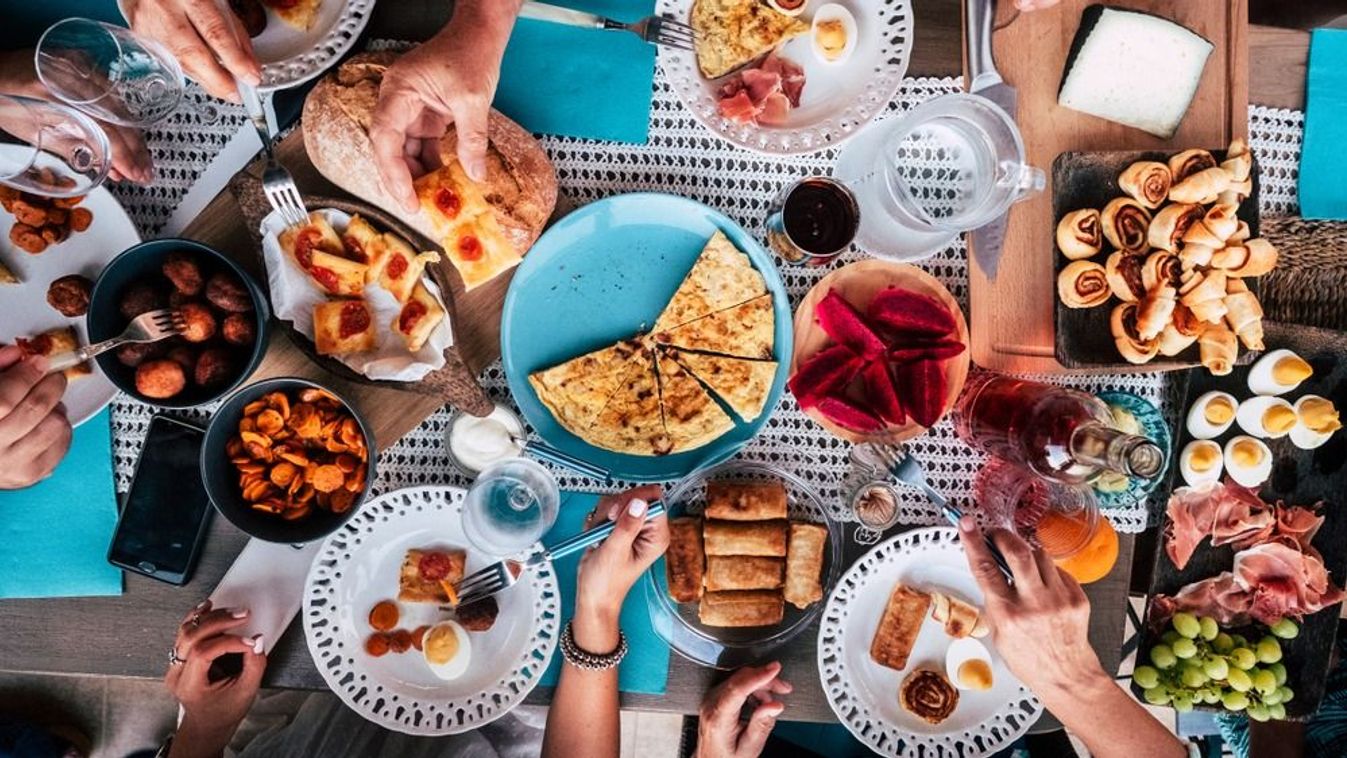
[538,491,670,694]
[0,408,122,599]
[496,0,657,144]
[1299,29,1347,220]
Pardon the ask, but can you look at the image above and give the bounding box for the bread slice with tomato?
[313,299,375,355]
[392,282,446,352]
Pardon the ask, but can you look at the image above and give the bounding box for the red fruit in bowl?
[788,343,864,410]
[888,339,966,364]
[895,358,946,428]
[861,360,906,426]
[816,290,886,360]
[816,396,885,432]
[867,287,957,339]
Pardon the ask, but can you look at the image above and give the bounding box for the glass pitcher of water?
[835,92,1045,261]
[463,457,560,557]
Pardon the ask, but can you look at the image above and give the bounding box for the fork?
[519,1,698,51]
[45,308,185,374]
[239,80,308,229]
[451,500,668,607]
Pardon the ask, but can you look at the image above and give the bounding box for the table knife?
[965,0,1017,280]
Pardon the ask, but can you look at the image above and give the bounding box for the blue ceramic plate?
[501,193,792,482]
[1095,391,1172,510]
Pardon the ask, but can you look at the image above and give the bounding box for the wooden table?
[0,0,1306,728]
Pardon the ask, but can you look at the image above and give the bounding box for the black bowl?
[201,377,377,543]
[87,238,270,408]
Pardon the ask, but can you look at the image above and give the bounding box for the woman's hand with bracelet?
[572,485,668,652]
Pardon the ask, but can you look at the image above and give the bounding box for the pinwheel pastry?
[1210,238,1279,278]
[900,669,959,726]
[1157,302,1204,356]
[1223,278,1265,350]
[1058,260,1111,308]
[1179,269,1230,324]
[1141,251,1182,292]
[1110,302,1160,364]
[1104,251,1146,303]
[1147,203,1204,253]
[1199,322,1237,376]
[1118,160,1172,209]
[1137,283,1178,341]
[1168,148,1218,182]
[1100,197,1151,255]
[1056,208,1103,259]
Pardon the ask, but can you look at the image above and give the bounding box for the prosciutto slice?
[1163,481,1319,570]
[714,52,807,125]
[1152,543,1345,627]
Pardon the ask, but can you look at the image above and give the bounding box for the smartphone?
[108,415,213,585]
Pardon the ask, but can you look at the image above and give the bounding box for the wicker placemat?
[1262,216,1347,331]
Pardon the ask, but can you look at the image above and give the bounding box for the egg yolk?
[1272,355,1312,385]
[815,19,847,59]
[957,659,994,690]
[1300,399,1342,434]
[424,625,460,665]
[1189,444,1220,472]
[1263,405,1298,435]
[1204,397,1235,425]
[1231,440,1264,468]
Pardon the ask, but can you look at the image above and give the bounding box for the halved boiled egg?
[422,620,472,681]
[811,4,857,65]
[945,637,995,691]
[1235,396,1297,439]
[1224,435,1273,489]
[1186,391,1238,439]
[1247,349,1313,396]
[1290,395,1342,450]
[1179,440,1224,487]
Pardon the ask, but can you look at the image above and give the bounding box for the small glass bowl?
[1093,391,1172,510]
[849,479,902,531]
[443,403,526,479]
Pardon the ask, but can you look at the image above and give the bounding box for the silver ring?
[168,647,186,666]
[189,613,201,629]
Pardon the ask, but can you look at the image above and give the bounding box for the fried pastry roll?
[1179,270,1230,324]
[703,556,784,591]
[1223,279,1265,351]
[1222,137,1252,182]
[1158,302,1204,356]
[1118,161,1172,209]
[1058,260,1111,308]
[1141,251,1181,292]
[666,517,705,603]
[698,590,785,628]
[784,522,827,609]
[1179,243,1216,270]
[1182,204,1239,248]
[1111,302,1160,364]
[1212,238,1279,278]
[1100,197,1151,255]
[703,520,788,557]
[1199,323,1238,376]
[1056,208,1104,259]
[1147,203,1204,253]
[705,480,788,521]
[1168,149,1218,182]
[1104,251,1146,303]
[871,584,930,670]
[1169,166,1231,205]
[1137,284,1178,342]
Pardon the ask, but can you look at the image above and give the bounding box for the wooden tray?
[965,0,1249,373]
[1136,323,1347,718]
[1052,149,1260,369]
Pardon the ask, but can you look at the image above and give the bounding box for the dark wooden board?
[1136,324,1347,718]
[1052,149,1261,369]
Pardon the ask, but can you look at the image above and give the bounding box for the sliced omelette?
[656,349,735,453]
[584,346,672,456]
[652,230,766,333]
[0,258,17,284]
[655,294,774,360]
[692,0,811,79]
[670,349,776,422]
[529,340,643,438]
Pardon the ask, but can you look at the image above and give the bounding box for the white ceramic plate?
[656,0,913,155]
[303,486,560,736]
[0,186,139,426]
[253,0,376,91]
[817,527,1042,758]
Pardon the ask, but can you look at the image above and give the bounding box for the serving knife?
[965,0,1017,280]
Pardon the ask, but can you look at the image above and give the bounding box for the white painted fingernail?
[232,609,249,618]
[251,634,265,653]
[607,504,620,520]
[194,600,209,611]
[628,498,648,517]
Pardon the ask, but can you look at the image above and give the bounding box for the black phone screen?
[108,416,211,582]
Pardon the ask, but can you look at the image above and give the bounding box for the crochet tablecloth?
[106,72,1307,538]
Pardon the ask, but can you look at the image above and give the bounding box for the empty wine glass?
[0,94,110,198]
[35,18,184,127]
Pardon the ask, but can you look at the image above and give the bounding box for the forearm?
[167,716,238,758]
[446,0,522,42]
[0,49,44,98]
[1039,670,1186,758]
[541,605,622,758]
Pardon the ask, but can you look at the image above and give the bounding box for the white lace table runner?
[108,72,1307,537]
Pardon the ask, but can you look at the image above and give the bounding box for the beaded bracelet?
[560,620,628,671]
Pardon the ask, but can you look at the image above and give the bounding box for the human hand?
[1014,0,1061,9]
[0,346,71,490]
[695,662,793,758]
[958,516,1106,699]
[572,485,668,651]
[369,1,522,213]
[164,601,265,745]
[122,0,261,102]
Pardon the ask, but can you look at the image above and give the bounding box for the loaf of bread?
[301,52,558,276]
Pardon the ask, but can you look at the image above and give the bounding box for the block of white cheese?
[1057,6,1214,139]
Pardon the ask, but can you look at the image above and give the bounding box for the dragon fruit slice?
[788,343,863,410]
[861,360,905,426]
[867,287,958,339]
[816,395,886,433]
[888,339,966,364]
[895,358,947,428]
[815,290,886,360]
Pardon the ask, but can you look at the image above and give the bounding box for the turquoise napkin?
[496,0,657,144]
[0,408,122,599]
[1299,29,1347,220]
[538,492,670,694]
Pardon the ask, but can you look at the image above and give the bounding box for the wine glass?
[0,94,110,198]
[461,457,560,557]
[35,18,184,127]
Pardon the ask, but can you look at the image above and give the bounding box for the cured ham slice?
[1152,543,1345,628]
[713,52,806,126]
[717,90,758,123]
[1151,573,1251,627]
[1162,482,1318,570]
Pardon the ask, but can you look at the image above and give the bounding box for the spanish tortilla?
[656,349,735,453]
[691,0,810,79]
[656,293,775,360]
[652,230,766,333]
[670,348,777,422]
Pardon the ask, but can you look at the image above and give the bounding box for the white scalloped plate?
[303,485,561,736]
[656,0,913,155]
[817,527,1042,757]
[253,0,376,91]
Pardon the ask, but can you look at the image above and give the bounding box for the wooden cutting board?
[966,0,1249,373]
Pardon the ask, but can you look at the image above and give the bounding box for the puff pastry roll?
[1199,323,1238,376]
[1182,204,1239,248]
[1056,208,1103,259]
[705,481,788,521]
[1169,166,1230,205]
[1180,270,1230,324]
[1158,302,1204,356]
[1111,302,1160,364]
[784,522,827,609]
[1141,251,1181,292]
[1100,197,1151,255]
[1222,137,1252,182]
[1137,284,1178,342]
[870,584,930,670]
[703,520,788,557]
[704,556,784,592]
[1118,161,1172,209]
[1168,149,1218,182]
[1058,260,1111,309]
[1224,278,1265,351]
[698,590,785,628]
[666,517,705,603]
[1104,251,1146,303]
[1179,243,1216,270]
[1211,238,1278,278]
[1147,203,1204,253]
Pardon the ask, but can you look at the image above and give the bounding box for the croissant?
[1224,279,1265,350]
[1222,137,1252,182]
[1158,302,1204,356]
[1111,302,1160,364]
[1168,149,1218,182]
[1147,203,1204,252]
[1182,203,1239,247]
[1056,209,1103,260]
[1228,238,1278,278]
[1180,270,1230,324]
[1100,197,1151,255]
[1230,220,1251,244]
[1142,250,1181,291]
[1118,161,1172,209]
[1169,167,1231,204]
[1217,178,1253,207]
[1199,323,1238,376]
[1104,251,1146,303]
[1179,243,1216,270]
[1137,284,1178,341]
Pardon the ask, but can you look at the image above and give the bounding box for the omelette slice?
[263,0,322,31]
[656,349,734,453]
[655,294,774,360]
[670,349,776,422]
[584,346,672,456]
[529,340,643,438]
[0,258,17,284]
[652,230,766,333]
[692,0,810,79]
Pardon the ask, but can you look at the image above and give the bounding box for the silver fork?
[239,80,308,228]
[519,1,697,51]
[451,500,668,607]
[45,309,185,375]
